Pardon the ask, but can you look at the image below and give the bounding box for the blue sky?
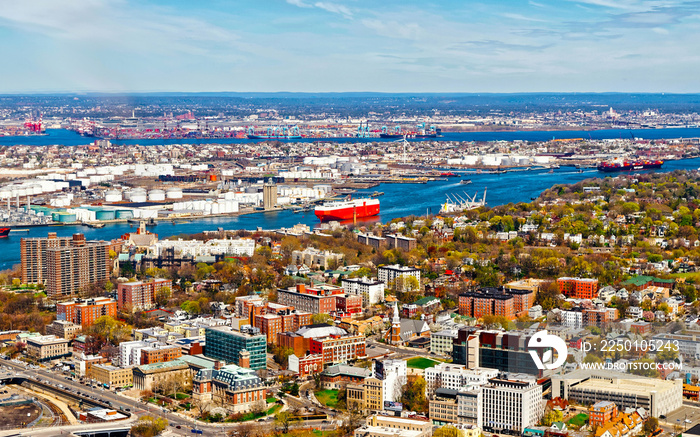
[0,0,698,93]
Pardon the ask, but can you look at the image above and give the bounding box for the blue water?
[2,157,700,270]
[2,127,700,147]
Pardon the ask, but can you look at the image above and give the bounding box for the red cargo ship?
[314,198,380,221]
[0,228,10,238]
[597,159,664,172]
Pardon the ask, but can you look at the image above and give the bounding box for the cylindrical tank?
[244,187,259,194]
[115,210,133,219]
[95,209,116,221]
[148,189,165,201]
[105,189,123,202]
[129,188,147,203]
[166,188,183,199]
[53,212,77,223]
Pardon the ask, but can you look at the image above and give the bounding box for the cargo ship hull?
[247,134,302,140]
[315,199,380,221]
[0,228,10,238]
[597,160,664,172]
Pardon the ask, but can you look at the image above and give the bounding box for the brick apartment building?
[140,344,183,365]
[277,284,338,314]
[117,278,172,311]
[459,289,516,320]
[56,297,118,328]
[557,277,599,299]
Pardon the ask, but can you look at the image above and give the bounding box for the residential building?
[117,278,171,311]
[339,316,385,336]
[204,325,266,370]
[552,369,683,418]
[594,411,643,437]
[561,310,583,330]
[386,234,418,251]
[26,233,115,299]
[89,364,134,388]
[132,359,191,391]
[291,247,344,269]
[482,377,544,434]
[378,265,421,291]
[20,232,74,284]
[119,340,152,368]
[557,277,599,300]
[357,233,387,250]
[45,320,81,340]
[431,329,458,355]
[26,335,70,361]
[140,344,182,365]
[56,297,118,328]
[459,289,516,320]
[277,284,338,314]
[342,277,385,307]
[234,295,264,318]
[336,294,363,316]
[583,308,618,328]
[192,363,267,413]
[589,401,619,428]
[424,363,498,397]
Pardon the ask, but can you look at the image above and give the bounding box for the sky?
[0,0,699,93]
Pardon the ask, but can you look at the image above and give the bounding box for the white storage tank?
[166,187,183,199]
[129,188,147,203]
[148,189,165,201]
[105,189,123,203]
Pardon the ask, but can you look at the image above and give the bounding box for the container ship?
[0,228,10,238]
[314,198,380,221]
[597,159,664,172]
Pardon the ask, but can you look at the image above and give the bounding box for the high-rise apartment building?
[22,233,117,299]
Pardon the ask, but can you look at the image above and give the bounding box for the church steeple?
[390,302,401,345]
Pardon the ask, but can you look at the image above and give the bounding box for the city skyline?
[0,0,699,93]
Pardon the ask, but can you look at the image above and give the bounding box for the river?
[2,157,700,270]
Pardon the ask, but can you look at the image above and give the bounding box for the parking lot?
[663,404,700,429]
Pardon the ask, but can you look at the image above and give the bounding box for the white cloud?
[314,2,352,17]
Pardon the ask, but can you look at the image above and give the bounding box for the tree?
[155,286,171,308]
[312,313,333,324]
[180,300,201,314]
[541,409,564,426]
[130,415,168,437]
[275,411,298,434]
[399,377,428,413]
[643,417,659,435]
[433,425,460,437]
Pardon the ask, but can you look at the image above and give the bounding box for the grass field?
[406,357,439,369]
[315,389,340,408]
[567,413,588,427]
[671,272,700,282]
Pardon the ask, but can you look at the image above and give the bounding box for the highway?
[0,359,336,436]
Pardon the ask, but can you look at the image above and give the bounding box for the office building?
[482,377,544,434]
[430,388,460,425]
[26,335,71,361]
[89,364,134,388]
[342,277,385,307]
[452,328,480,369]
[374,359,407,403]
[552,369,682,418]
[478,331,551,377]
[347,377,384,412]
[309,332,366,365]
[117,278,171,311]
[205,325,266,370]
[56,297,118,328]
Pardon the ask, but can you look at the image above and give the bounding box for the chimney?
[214,360,223,370]
[239,349,250,368]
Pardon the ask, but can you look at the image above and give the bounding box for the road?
[1,360,334,436]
